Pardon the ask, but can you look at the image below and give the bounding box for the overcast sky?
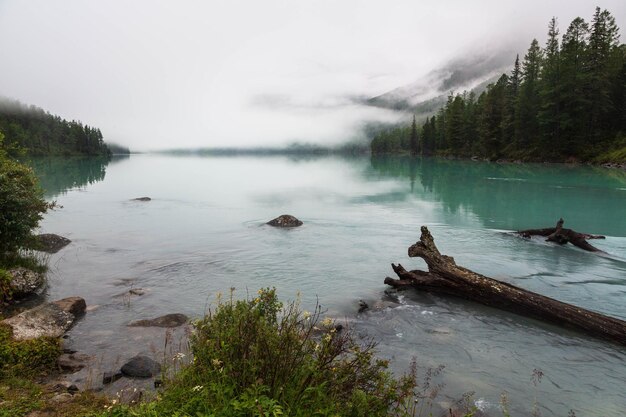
[0,1,624,150]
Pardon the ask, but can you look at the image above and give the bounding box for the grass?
[0,376,110,417]
[0,251,48,273]
[0,324,61,379]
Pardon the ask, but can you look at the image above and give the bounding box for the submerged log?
[384,226,626,346]
[516,218,605,252]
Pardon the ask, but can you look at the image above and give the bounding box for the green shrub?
[0,131,54,256]
[102,288,420,417]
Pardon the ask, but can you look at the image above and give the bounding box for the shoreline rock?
[7,267,45,299]
[266,214,303,228]
[128,313,188,328]
[121,356,161,378]
[57,352,93,373]
[1,296,86,340]
[36,233,71,253]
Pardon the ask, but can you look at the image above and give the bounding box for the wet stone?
[36,234,71,253]
[57,352,92,373]
[103,371,123,385]
[7,268,45,298]
[128,313,188,328]
[266,214,303,228]
[121,356,161,378]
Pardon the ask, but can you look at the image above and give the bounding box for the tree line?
[0,98,121,157]
[372,7,626,162]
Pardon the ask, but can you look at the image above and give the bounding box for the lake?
[31,154,626,416]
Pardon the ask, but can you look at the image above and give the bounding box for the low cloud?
[0,0,623,150]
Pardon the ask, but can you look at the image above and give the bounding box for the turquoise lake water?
[30,155,626,416]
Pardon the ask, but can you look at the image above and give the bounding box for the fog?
[0,1,624,150]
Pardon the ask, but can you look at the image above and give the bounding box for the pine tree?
[409,115,419,155]
[586,7,620,144]
[560,17,590,153]
[445,94,466,152]
[538,17,563,156]
[477,75,508,159]
[504,55,521,148]
[516,39,543,151]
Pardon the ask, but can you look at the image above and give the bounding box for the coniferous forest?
[0,97,118,157]
[371,7,626,163]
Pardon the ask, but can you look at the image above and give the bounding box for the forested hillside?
[0,98,117,157]
[372,7,626,162]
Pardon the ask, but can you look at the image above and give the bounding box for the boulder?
[103,371,123,385]
[57,352,92,373]
[52,297,86,317]
[128,313,188,328]
[121,356,161,378]
[266,214,303,228]
[1,297,86,340]
[7,268,45,298]
[36,234,71,253]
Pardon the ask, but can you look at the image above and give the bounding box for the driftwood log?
[384,226,626,346]
[516,218,605,252]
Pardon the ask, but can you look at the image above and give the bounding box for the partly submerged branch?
[384,226,626,346]
[516,218,605,252]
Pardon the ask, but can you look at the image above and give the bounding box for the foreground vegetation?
[0,288,457,416]
[0,131,55,303]
[372,7,626,163]
[97,288,439,417]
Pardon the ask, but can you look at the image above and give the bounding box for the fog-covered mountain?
[364,49,515,117]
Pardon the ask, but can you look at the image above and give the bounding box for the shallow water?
[31,155,626,416]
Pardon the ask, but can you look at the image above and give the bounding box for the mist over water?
[32,155,626,416]
[1,1,625,150]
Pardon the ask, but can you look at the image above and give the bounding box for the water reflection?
[368,156,626,236]
[28,155,129,197]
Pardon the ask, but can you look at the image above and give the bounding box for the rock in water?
[57,352,92,373]
[7,268,45,298]
[132,197,151,201]
[128,313,188,328]
[1,296,86,340]
[52,297,87,317]
[36,234,71,253]
[266,214,303,228]
[103,371,123,385]
[121,356,161,378]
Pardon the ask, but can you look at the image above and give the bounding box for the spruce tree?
[409,115,419,155]
[586,7,620,144]
[538,17,563,156]
[516,39,543,151]
[561,17,590,153]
